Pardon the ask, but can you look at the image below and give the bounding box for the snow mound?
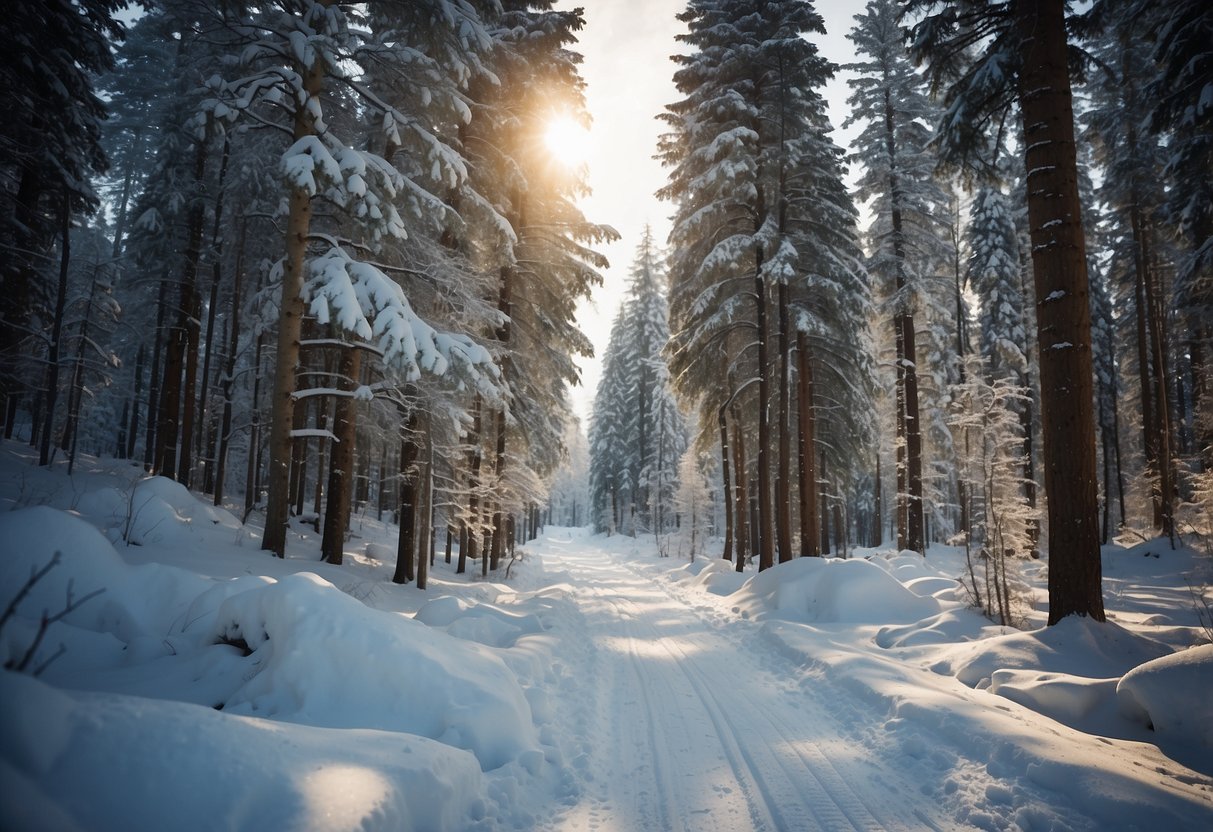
[124,476,241,545]
[730,556,940,624]
[213,574,537,769]
[674,558,747,596]
[415,595,545,648]
[1117,644,1213,748]
[988,670,1119,726]
[0,671,484,832]
[939,616,1173,689]
[875,608,994,648]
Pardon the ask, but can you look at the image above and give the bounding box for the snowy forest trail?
[529,535,941,832]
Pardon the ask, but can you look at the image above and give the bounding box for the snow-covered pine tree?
[966,185,1037,559]
[588,229,686,537]
[662,0,862,568]
[200,0,503,556]
[674,445,712,561]
[589,306,630,535]
[845,0,950,554]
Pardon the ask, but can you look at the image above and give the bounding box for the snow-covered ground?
[1,442,1211,830]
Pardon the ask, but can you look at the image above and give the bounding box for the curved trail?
[533,536,938,832]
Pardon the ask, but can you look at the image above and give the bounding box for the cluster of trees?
[588,226,688,538]
[0,0,615,587]
[605,0,1209,624]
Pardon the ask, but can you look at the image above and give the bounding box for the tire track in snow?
[547,543,925,831]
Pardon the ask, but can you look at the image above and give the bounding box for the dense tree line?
[1,0,1208,622]
[645,0,1210,625]
[0,0,611,585]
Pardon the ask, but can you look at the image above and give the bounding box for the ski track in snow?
[532,538,934,832]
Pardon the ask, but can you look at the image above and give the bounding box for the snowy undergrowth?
[606,529,1213,826]
[0,443,575,831]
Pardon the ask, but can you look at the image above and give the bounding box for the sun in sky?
[543,115,591,168]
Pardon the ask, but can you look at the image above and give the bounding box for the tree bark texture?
[262,40,327,557]
[1015,0,1105,623]
[321,346,361,565]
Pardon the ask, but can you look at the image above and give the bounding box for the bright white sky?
[562,0,867,428]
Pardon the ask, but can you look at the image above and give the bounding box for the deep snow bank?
[729,555,940,624]
[0,671,484,832]
[1,507,538,776]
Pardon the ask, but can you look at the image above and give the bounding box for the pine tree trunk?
[322,346,361,565]
[195,137,229,492]
[754,250,774,570]
[776,282,793,562]
[393,411,419,584]
[885,89,925,554]
[872,454,883,547]
[63,275,100,474]
[263,41,327,557]
[213,226,244,506]
[144,276,169,470]
[243,330,265,521]
[1015,0,1104,623]
[463,398,483,573]
[166,138,210,485]
[491,408,506,571]
[797,333,819,556]
[731,409,748,573]
[1144,250,1175,543]
[718,403,734,562]
[290,400,308,518]
[819,451,830,555]
[39,189,71,468]
[417,438,432,590]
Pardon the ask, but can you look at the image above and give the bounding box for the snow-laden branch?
[301,247,502,400]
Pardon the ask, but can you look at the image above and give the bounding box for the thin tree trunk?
[819,451,830,555]
[214,223,245,506]
[417,436,432,590]
[322,346,361,565]
[63,274,100,475]
[718,403,734,562]
[168,138,210,484]
[196,136,229,491]
[1015,0,1104,623]
[797,333,819,556]
[39,188,71,468]
[243,329,265,520]
[393,411,419,584]
[776,282,793,562]
[731,409,748,573]
[885,88,925,554]
[754,249,773,570]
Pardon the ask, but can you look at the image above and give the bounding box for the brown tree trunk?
[754,250,774,570]
[393,411,419,584]
[214,224,245,506]
[718,403,734,562]
[262,39,326,557]
[321,346,362,565]
[797,333,819,556]
[1015,0,1104,623]
[39,188,71,468]
[731,409,748,573]
[884,88,925,554]
[776,282,793,562]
